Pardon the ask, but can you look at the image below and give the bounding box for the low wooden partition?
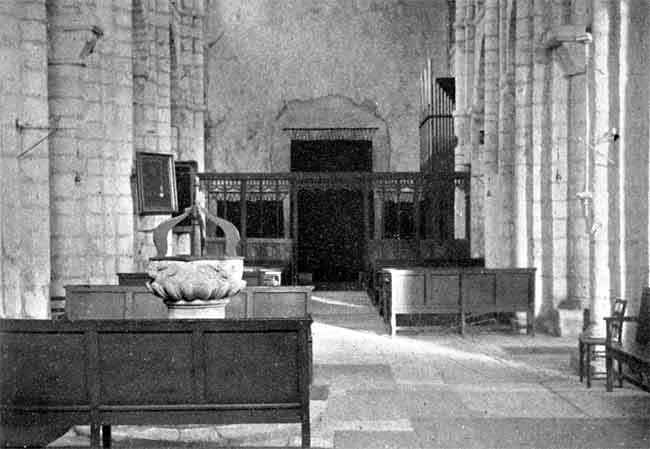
[380,267,535,336]
[65,285,167,319]
[0,318,312,449]
[227,286,313,318]
[65,285,313,320]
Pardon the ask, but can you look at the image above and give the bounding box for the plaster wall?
[204,0,450,173]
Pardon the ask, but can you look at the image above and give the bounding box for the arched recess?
[270,95,391,172]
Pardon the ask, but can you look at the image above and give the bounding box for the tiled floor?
[53,290,649,448]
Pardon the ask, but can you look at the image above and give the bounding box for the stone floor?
[53,291,649,448]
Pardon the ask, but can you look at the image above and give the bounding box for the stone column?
[132,0,174,270]
[565,1,591,313]
[482,0,500,266]
[514,0,533,267]
[497,0,514,269]
[588,0,611,329]
[48,0,135,294]
[465,2,484,258]
[170,1,206,169]
[619,0,650,310]
[531,0,551,317]
[0,1,51,318]
[453,0,470,170]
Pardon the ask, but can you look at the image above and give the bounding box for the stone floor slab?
[325,391,409,422]
[397,388,480,418]
[559,391,650,418]
[333,430,421,449]
[314,363,396,392]
[412,417,650,449]
[457,390,587,418]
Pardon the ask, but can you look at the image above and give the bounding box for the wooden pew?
[605,287,650,392]
[0,318,312,448]
[366,258,485,309]
[380,267,535,336]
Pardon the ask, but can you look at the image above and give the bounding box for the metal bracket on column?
[540,25,592,77]
[15,118,72,159]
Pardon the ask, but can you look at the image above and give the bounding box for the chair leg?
[579,342,584,382]
[606,352,613,392]
[586,344,592,388]
[102,425,111,448]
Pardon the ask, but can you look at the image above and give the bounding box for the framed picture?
[135,152,178,215]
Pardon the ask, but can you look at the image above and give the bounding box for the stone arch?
[270,95,391,172]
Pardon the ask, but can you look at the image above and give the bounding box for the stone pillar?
[453,0,469,170]
[588,0,612,330]
[565,1,591,313]
[0,1,51,317]
[620,0,650,311]
[514,0,533,267]
[465,3,484,259]
[545,0,571,333]
[48,0,135,294]
[170,1,206,169]
[496,0,514,269]
[531,0,550,317]
[132,0,174,270]
[482,0,500,266]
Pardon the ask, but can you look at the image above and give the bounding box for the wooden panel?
[390,270,425,308]
[462,273,496,310]
[98,333,194,404]
[98,408,301,426]
[226,291,246,318]
[0,333,87,405]
[65,285,167,319]
[117,272,151,286]
[250,291,309,317]
[130,291,168,318]
[204,331,299,404]
[0,318,312,448]
[495,272,530,310]
[66,289,126,319]
[425,273,460,310]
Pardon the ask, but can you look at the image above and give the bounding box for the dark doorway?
[291,140,372,287]
[291,140,372,172]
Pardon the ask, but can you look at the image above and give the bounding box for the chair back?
[636,287,649,346]
[610,298,627,342]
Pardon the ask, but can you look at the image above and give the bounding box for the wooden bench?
[605,288,650,392]
[0,318,312,448]
[578,298,627,388]
[380,267,535,336]
[366,258,484,309]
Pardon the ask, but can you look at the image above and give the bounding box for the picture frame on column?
[135,151,178,215]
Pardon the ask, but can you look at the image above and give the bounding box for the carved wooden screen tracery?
[199,172,470,267]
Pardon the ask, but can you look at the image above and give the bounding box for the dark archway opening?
[291,140,372,288]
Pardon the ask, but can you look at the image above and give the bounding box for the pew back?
[0,318,312,448]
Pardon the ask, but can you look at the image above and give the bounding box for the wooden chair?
[579,298,627,388]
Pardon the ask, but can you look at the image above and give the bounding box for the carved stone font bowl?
[146,256,245,303]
